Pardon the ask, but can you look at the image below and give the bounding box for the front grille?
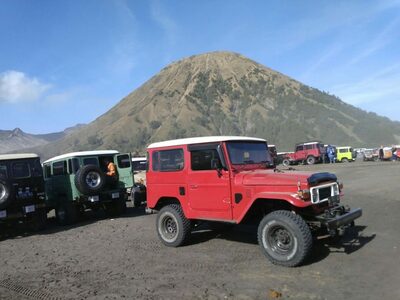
[319,187,331,200]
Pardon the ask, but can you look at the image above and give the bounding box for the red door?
[187,148,232,221]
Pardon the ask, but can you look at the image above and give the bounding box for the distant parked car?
[0,153,47,231]
[282,141,326,166]
[336,146,355,163]
[42,150,134,225]
[362,149,378,161]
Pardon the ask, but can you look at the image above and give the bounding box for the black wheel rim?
[161,214,178,241]
[267,225,294,256]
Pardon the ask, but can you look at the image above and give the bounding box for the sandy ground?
[0,160,399,299]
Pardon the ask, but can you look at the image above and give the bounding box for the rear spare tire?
[257,210,312,267]
[74,165,106,195]
[0,179,11,210]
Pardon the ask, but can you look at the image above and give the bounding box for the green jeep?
[42,150,134,225]
[0,154,47,231]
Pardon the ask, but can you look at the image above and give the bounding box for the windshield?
[226,141,270,165]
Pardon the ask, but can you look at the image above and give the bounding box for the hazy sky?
[1,0,399,133]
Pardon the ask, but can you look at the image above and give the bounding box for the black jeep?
[0,154,47,231]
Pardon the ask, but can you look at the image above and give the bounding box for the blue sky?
[0,0,399,134]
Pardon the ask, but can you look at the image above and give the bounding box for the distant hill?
[26,51,400,160]
[0,124,85,154]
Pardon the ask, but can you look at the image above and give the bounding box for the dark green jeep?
[42,150,134,225]
[0,154,47,231]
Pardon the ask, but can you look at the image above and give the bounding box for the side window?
[339,149,346,153]
[0,164,8,178]
[296,145,304,151]
[191,149,221,171]
[44,164,51,178]
[305,144,313,150]
[71,158,80,173]
[152,149,184,172]
[12,162,30,178]
[117,154,131,169]
[53,161,67,176]
[83,157,98,166]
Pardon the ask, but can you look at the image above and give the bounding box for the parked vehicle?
[336,146,355,163]
[383,147,393,160]
[131,156,147,207]
[0,153,47,231]
[282,141,326,166]
[42,150,133,225]
[146,136,362,267]
[362,149,378,161]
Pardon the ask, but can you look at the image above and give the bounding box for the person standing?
[379,146,384,161]
[104,159,118,187]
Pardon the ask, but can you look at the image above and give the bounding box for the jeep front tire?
[156,204,191,247]
[282,159,290,167]
[306,156,316,165]
[257,210,312,267]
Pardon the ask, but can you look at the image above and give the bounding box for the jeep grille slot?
[310,182,339,204]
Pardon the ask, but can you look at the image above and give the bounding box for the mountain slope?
[0,125,85,154]
[27,51,400,159]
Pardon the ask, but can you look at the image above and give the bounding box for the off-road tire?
[282,159,291,167]
[257,210,312,267]
[56,202,78,226]
[74,165,106,196]
[341,158,349,163]
[29,208,47,232]
[105,198,127,217]
[131,184,146,207]
[156,204,192,247]
[306,156,316,165]
[0,179,12,210]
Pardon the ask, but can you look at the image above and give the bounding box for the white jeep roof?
[0,153,39,161]
[43,150,119,164]
[336,146,351,149]
[147,136,266,149]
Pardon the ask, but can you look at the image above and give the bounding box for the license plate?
[24,205,35,213]
[89,195,99,202]
[0,210,6,218]
[112,192,119,199]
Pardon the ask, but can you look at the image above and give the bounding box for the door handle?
[190,184,198,189]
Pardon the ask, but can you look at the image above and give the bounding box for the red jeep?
[282,141,326,166]
[146,136,362,267]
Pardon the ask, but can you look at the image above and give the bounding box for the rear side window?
[305,144,313,150]
[53,161,67,176]
[339,149,347,153]
[296,145,304,151]
[152,149,184,172]
[132,160,147,171]
[0,164,8,178]
[117,155,131,169]
[12,162,30,178]
[44,164,51,178]
[83,157,98,166]
[71,158,80,173]
[191,149,221,171]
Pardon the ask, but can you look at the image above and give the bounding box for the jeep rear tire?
[157,204,191,247]
[75,165,106,195]
[131,184,146,207]
[257,210,312,267]
[29,208,48,232]
[0,179,11,210]
[306,156,316,165]
[56,202,78,226]
[282,159,290,167]
[342,158,349,163]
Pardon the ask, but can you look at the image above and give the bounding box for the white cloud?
[0,70,50,103]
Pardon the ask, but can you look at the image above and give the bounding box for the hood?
[240,170,337,187]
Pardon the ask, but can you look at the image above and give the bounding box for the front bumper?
[315,206,362,230]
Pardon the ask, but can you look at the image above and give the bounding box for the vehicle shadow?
[305,225,375,265]
[188,224,375,266]
[0,205,147,242]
